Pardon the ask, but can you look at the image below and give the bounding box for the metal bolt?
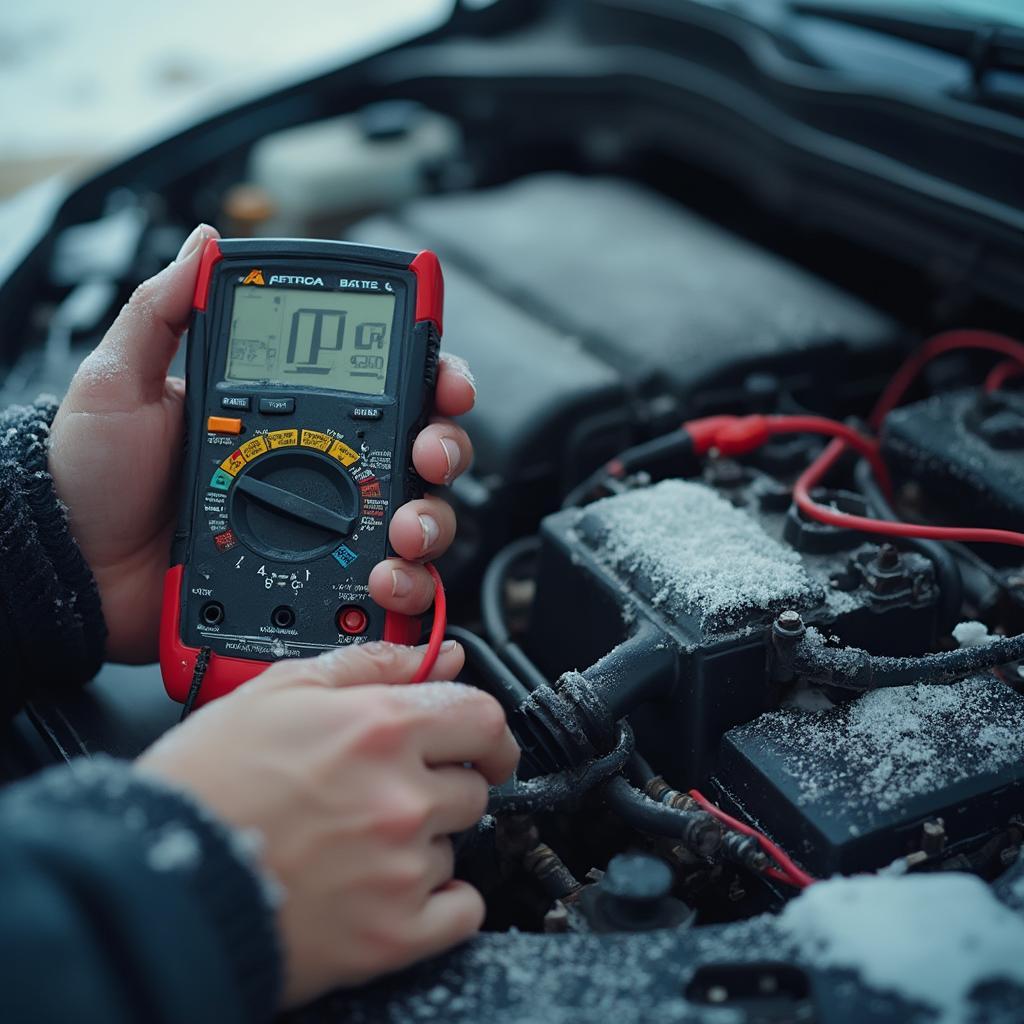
[720,830,771,872]
[776,609,803,632]
[877,543,901,570]
[921,818,947,856]
[645,776,701,814]
[686,814,723,859]
[904,851,929,869]
[542,902,570,934]
[524,842,580,901]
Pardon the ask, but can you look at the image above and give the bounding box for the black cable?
[571,623,677,721]
[516,624,675,775]
[502,645,550,693]
[180,647,212,721]
[487,723,635,815]
[789,629,1024,690]
[625,750,656,788]
[943,538,1024,611]
[624,767,769,872]
[24,701,75,764]
[480,535,541,648]
[854,459,963,628]
[561,430,697,510]
[480,535,550,692]
[561,466,615,510]
[559,406,634,498]
[602,776,721,859]
[446,625,532,716]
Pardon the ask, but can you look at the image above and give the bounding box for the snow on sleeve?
[579,480,819,631]
[778,873,1024,1023]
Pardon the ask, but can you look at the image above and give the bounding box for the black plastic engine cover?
[351,174,898,580]
[712,676,1024,875]
[525,471,940,785]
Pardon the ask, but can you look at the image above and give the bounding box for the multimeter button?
[259,397,295,415]
[337,606,368,635]
[210,468,234,491]
[351,407,383,421]
[207,416,243,434]
[221,395,251,411]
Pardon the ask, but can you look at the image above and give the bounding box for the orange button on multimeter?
[207,416,243,435]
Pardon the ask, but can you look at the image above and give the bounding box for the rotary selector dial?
[229,449,360,561]
[203,428,382,564]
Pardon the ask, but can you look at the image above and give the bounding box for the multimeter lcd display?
[224,286,396,395]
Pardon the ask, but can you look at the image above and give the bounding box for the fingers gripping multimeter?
[160,238,443,706]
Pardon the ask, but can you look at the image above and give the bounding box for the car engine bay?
[2,2,1024,1020]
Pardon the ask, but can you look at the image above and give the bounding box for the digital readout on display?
[224,286,396,395]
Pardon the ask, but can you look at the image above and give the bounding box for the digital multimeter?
[159,238,443,706]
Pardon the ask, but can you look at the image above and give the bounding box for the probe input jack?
[271,606,296,629]
[200,601,225,626]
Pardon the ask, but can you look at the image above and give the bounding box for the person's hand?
[137,640,518,1006]
[49,224,476,662]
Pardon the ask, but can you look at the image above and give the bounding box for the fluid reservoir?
[237,101,462,235]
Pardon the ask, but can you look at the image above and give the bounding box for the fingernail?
[176,224,208,263]
[390,567,413,598]
[438,436,460,483]
[441,639,458,653]
[418,513,439,553]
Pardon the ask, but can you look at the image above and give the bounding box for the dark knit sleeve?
[0,397,106,715]
[0,756,282,1024]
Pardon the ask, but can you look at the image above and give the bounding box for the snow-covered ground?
[0,0,448,193]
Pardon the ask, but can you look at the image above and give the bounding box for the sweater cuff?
[0,397,106,692]
[12,756,283,1021]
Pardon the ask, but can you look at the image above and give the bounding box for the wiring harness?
[684,329,1024,550]
[460,328,1024,904]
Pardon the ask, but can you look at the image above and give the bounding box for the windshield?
[0,0,451,200]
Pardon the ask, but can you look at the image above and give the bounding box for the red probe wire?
[985,359,1024,393]
[684,331,1024,548]
[792,440,1024,548]
[686,414,892,496]
[410,562,447,683]
[688,788,817,889]
[868,329,1024,429]
[790,329,1024,548]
